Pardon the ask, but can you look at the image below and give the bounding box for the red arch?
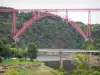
[14,12,88,40]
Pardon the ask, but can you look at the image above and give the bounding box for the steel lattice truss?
[0,8,100,40]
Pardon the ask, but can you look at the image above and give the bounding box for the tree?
[11,42,17,48]
[72,53,89,75]
[27,42,38,61]
[93,39,100,49]
[9,48,19,57]
[0,37,8,54]
[21,50,28,59]
[1,44,11,58]
[0,37,8,45]
[86,44,95,50]
[58,65,68,75]
[0,56,2,62]
[71,53,100,75]
[0,37,11,58]
[0,40,4,55]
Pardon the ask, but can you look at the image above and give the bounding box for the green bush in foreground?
[71,53,100,75]
[27,42,38,61]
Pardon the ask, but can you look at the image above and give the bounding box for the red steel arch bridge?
[0,8,100,41]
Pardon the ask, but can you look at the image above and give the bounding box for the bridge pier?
[89,52,92,69]
[60,51,63,66]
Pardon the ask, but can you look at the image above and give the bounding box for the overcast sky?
[0,0,100,24]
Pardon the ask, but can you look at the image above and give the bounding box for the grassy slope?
[0,59,59,75]
[0,59,42,66]
[3,67,57,75]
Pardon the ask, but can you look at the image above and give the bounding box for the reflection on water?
[44,60,76,73]
[37,55,75,72]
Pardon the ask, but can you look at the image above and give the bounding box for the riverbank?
[0,59,58,75]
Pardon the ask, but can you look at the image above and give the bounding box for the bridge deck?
[39,49,100,52]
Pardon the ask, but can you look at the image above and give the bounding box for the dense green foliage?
[0,37,37,61]
[0,37,11,58]
[27,42,38,61]
[71,53,100,75]
[0,37,21,58]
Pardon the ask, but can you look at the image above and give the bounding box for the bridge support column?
[34,10,38,19]
[87,10,91,38]
[12,11,17,37]
[66,10,68,22]
[89,52,92,69]
[60,51,63,66]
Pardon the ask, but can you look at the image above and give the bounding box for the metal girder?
[14,12,88,40]
[0,9,97,40]
[87,10,91,38]
[64,18,88,40]
[12,11,17,37]
[14,13,57,39]
[1,8,100,12]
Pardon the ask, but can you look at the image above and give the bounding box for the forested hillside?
[0,7,100,49]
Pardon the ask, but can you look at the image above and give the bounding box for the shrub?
[19,58,24,62]
[0,56,2,62]
[27,42,38,61]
